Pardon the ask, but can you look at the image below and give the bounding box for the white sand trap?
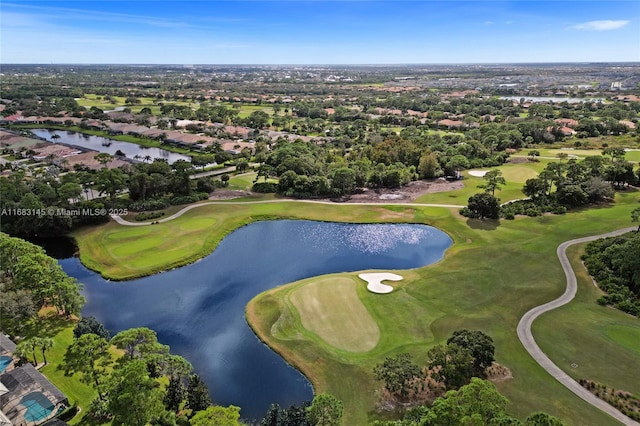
[468,170,489,177]
[359,272,403,294]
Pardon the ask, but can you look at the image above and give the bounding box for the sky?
[1,1,639,64]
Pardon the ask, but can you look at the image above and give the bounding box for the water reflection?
[30,129,191,164]
[60,220,452,420]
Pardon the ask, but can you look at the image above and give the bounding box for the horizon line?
[3,61,640,67]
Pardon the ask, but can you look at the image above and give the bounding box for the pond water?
[30,129,191,164]
[59,220,452,420]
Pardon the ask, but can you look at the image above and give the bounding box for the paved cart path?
[517,227,639,426]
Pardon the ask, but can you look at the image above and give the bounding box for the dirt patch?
[507,156,532,164]
[218,179,464,204]
[208,189,253,200]
[486,362,513,382]
[338,180,464,203]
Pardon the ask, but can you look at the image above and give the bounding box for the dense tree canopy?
[0,233,85,334]
[583,231,640,317]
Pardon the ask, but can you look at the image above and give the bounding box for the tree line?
[461,149,640,221]
[582,228,640,317]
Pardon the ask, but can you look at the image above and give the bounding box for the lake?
[59,220,452,420]
[30,129,191,164]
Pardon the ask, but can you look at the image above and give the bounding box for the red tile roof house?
[164,132,214,146]
[559,127,577,137]
[81,119,104,130]
[619,120,636,130]
[138,128,168,139]
[105,121,130,135]
[221,140,255,154]
[223,125,252,138]
[32,144,83,161]
[554,118,579,128]
[0,114,25,123]
[407,110,428,118]
[437,119,464,129]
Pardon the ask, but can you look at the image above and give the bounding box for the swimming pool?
[0,356,11,372]
[20,391,55,423]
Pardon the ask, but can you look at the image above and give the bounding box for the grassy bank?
[73,192,640,424]
[73,201,438,280]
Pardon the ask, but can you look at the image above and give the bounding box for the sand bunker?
[468,170,489,177]
[359,272,403,294]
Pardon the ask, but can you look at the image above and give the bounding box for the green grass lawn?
[77,94,197,114]
[73,202,421,280]
[288,276,380,353]
[533,243,640,396]
[20,311,97,425]
[415,160,551,205]
[227,172,259,190]
[512,148,640,162]
[74,192,640,424]
[220,103,274,118]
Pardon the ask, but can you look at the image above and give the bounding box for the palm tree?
[40,337,54,365]
[144,155,152,163]
[20,339,39,365]
[14,342,31,364]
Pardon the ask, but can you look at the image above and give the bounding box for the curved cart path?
[110,199,464,226]
[517,227,639,426]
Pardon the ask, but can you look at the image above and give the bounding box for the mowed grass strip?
[74,208,217,278]
[415,159,551,205]
[289,277,380,353]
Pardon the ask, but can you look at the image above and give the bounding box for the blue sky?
[1,1,638,64]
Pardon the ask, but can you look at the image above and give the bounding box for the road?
[517,227,639,426]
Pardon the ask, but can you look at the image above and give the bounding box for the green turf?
[533,243,640,396]
[246,194,640,425]
[512,148,640,162]
[228,172,260,190]
[604,324,640,355]
[75,192,640,424]
[288,277,380,353]
[77,94,197,114]
[415,160,551,205]
[20,311,98,424]
[73,202,422,280]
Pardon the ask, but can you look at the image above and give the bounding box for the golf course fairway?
[74,193,640,424]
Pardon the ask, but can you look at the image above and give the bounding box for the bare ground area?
[208,179,463,203]
[332,180,464,203]
[208,189,254,200]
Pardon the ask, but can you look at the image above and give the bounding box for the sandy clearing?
[468,170,489,177]
[359,272,403,294]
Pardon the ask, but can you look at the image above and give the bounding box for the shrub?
[252,182,278,193]
[135,211,165,222]
[129,198,169,211]
[169,192,209,205]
